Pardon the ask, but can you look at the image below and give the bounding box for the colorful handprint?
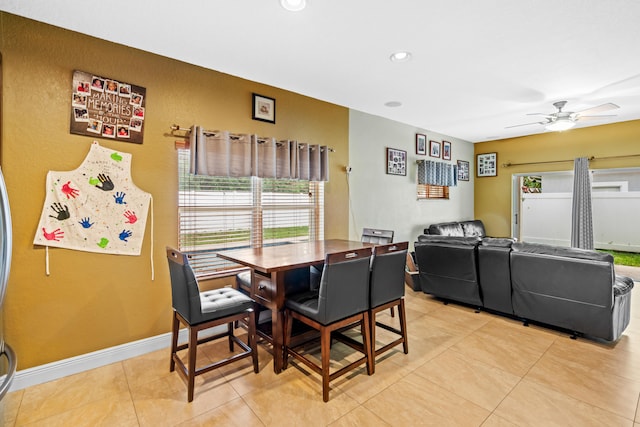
[42,227,64,241]
[119,230,132,242]
[113,192,127,204]
[49,202,70,221]
[79,217,93,228]
[97,237,109,248]
[124,210,137,224]
[61,181,79,199]
[110,152,123,162]
[95,174,114,191]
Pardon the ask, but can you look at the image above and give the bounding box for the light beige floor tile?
[494,379,632,426]
[363,373,490,426]
[242,369,359,427]
[122,348,175,389]
[15,362,130,425]
[339,354,413,404]
[3,389,23,427]
[420,303,491,336]
[176,397,265,426]
[636,392,640,422]
[17,396,138,427]
[481,414,519,427]
[526,350,640,420]
[416,348,521,411]
[328,405,390,426]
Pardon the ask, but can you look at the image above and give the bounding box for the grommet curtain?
[570,157,594,249]
[189,126,329,181]
[417,160,457,186]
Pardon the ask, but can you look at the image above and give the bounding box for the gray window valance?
[417,160,458,186]
[189,126,330,181]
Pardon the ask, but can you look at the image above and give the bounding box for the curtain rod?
[170,124,335,152]
[502,153,640,168]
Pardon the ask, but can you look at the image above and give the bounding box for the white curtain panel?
[570,157,594,249]
[252,135,277,178]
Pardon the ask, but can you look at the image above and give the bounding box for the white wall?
[348,110,475,247]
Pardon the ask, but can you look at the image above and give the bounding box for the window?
[178,148,324,277]
[417,184,450,199]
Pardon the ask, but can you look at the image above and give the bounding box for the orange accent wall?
[0,13,349,369]
[474,120,640,237]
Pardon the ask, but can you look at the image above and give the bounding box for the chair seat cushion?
[285,290,320,318]
[199,287,254,319]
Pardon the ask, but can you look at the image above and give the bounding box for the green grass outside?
[599,250,640,267]
[183,226,309,246]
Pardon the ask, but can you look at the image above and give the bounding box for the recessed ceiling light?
[280,0,306,11]
[384,101,402,108]
[389,51,412,62]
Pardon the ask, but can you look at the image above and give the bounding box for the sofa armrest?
[481,237,516,247]
[614,275,634,296]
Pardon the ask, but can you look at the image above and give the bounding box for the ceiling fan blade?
[575,114,618,121]
[575,103,619,116]
[505,121,545,129]
[526,113,552,117]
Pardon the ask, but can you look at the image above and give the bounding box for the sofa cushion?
[614,275,634,296]
[481,237,516,247]
[461,220,486,238]
[417,235,481,246]
[427,222,465,236]
[511,242,613,263]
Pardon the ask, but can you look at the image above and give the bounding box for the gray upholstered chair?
[166,247,259,402]
[283,247,374,402]
[369,242,409,372]
[361,228,394,244]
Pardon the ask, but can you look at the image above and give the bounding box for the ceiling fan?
[506,101,619,131]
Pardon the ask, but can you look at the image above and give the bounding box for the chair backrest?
[361,228,394,244]
[315,247,372,324]
[370,242,409,308]
[166,247,204,324]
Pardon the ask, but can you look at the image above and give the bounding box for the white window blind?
[178,148,324,277]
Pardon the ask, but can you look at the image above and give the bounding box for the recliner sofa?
[414,221,634,341]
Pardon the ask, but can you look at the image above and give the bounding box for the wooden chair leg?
[249,309,259,373]
[227,322,234,352]
[187,326,198,402]
[321,325,331,402]
[399,299,409,354]
[361,312,374,376]
[283,310,293,370]
[170,312,179,372]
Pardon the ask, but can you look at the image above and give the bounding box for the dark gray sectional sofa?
[414,220,634,341]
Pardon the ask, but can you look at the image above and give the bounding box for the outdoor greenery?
[599,250,640,267]
[182,226,309,246]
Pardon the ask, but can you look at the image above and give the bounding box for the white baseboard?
[9,326,226,392]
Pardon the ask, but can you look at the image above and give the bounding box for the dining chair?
[282,247,374,402]
[361,227,394,244]
[369,241,409,372]
[166,247,259,402]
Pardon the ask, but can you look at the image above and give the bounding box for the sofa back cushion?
[427,222,465,236]
[461,220,486,238]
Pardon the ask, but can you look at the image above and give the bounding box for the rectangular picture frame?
[416,133,427,155]
[252,93,276,123]
[477,152,497,177]
[429,140,441,158]
[442,141,452,160]
[386,147,407,176]
[457,160,470,181]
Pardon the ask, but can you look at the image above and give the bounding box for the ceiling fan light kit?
[545,118,576,132]
[507,101,620,132]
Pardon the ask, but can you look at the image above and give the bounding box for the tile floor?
[5,276,640,426]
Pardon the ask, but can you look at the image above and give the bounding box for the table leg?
[272,307,284,373]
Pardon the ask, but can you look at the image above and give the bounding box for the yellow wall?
[0,13,349,369]
[474,120,640,237]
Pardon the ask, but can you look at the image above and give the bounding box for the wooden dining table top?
[216,239,373,273]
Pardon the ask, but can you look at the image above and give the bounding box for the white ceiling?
[2,0,640,142]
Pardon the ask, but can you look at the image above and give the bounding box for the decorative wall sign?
[457,160,470,181]
[252,93,276,123]
[386,147,407,176]
[477,152,497,177]
[416,134,427,155]
[70,70,146,144]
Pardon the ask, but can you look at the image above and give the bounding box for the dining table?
[216,239,374,373]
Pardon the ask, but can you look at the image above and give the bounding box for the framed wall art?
[477,152,497,177]
[457,160,470,181]
[429,140,441,158]
[386,147,407,176]
[442,141,452,160]
[416,133,427,155]
[252,93,276,123]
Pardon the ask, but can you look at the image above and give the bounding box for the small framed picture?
[416,133,427,155]
[442,141,452,160]
[457,160,470,181]
[477,152,498,177]
[386,147,407,176]
[429,140,441,158]
[252,93,276,124]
